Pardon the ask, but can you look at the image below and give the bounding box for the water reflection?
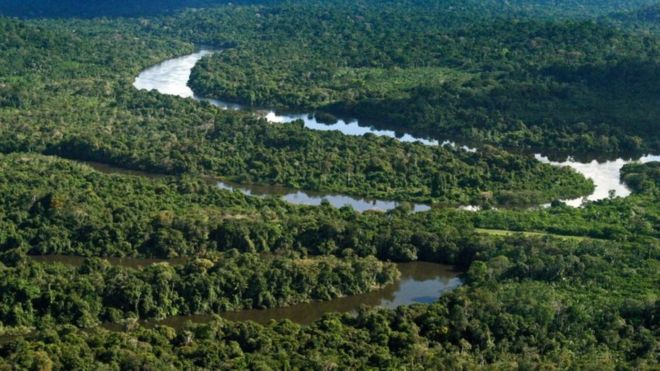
[107,262,460,329]
[535,154,660,207]
[133,50,474,151]
[134,50,659,209]
[220,262,460,325]
[29,254,459,326]
[27,256,459,327]
[83,160,431,213]
[264,111,477,152]
[134,50,213,98]
[217,179,431,213]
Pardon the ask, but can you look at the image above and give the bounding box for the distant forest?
[1,0,657,18]
[0,0,264,18]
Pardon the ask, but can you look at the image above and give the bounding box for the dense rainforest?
[2,0,657,19]
[0,0,272,18]
[181,1,660,157]
[0,153,657,368]
[0,0,658,369]
[0,16,593,206]
[1,230,657,369]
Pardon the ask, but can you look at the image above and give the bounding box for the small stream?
[134,50,659,210]
[81,160,432,213]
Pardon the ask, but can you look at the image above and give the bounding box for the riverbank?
[134,50,659,209]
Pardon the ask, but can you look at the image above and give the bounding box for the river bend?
[134,50,660,210]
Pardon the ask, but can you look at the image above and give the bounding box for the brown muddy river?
[28,255,461,327]
[103,262,461,329]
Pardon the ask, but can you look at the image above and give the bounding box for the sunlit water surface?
[134,50,659,209]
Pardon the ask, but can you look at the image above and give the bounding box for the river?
[133,50,659,209]
[81,160,432,213]
[216,178,432,213]
[19,49,650,331]
[29,254,460,326]
[536,154,660,207]
[102,262,460,328]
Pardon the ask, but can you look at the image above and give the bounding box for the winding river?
[134,50,660,210]
[22,49,650,330]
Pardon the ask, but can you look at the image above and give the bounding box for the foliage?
[0,0,270,18]
[0,252,397,328]
[0,1,658,369]
[183,2,660,157]
[621,161,660,193]
[0,153,475,261]
[471,161,660,241]
[1,236,657,369]
[0,17,592,206]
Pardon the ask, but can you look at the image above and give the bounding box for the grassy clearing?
[475,228,596,242]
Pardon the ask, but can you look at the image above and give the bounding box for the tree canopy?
[0,1,658,369]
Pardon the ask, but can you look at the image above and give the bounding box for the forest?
[0,17,594,206]
[1,233,657,369]
[184,1,660,157]
[0,0,658,369]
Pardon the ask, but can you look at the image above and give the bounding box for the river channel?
[134,50,660,210]
[20,50,652,330]
[29,254,460,326]
[102,262,460,328]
